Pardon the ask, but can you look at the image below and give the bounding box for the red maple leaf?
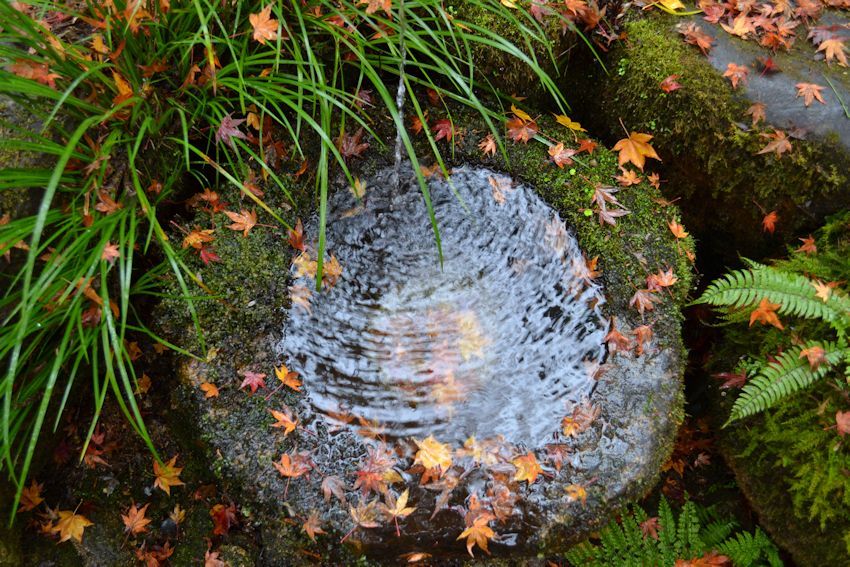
[215,113,247,148]
[337,127,370,160]
[432,119,455,142]
[239,371,267,394]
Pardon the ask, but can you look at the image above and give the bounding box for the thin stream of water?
[281,166,607,447]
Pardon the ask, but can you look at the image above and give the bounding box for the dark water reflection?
[280,166,606,447]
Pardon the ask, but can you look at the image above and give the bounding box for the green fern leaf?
[728,342,847,422]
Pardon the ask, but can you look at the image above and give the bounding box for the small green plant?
[565,498,782,566]
[696,253,850,423]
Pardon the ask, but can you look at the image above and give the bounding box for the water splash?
[281,166,607,447]
[391,0,408,192]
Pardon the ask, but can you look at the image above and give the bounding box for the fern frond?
[696,266,850,328]
[728,341,847,422]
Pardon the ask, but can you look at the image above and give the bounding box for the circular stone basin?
[282,166,607,447]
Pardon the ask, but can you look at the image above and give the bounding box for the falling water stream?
[281,166,607,448]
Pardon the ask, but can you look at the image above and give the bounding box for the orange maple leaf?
[249,5,279,45]
[818,38,848,66]
[51,510,94,543]
[748,298,784,330]
[762,210,779,234]
[270,407,298,435]
[224,209,257,237]
[200,381,219,398]
[121,502,152,535]
[275,364,302,391]
[722,63,748,90]
[457,516,495,557]
[612,132,660,170]
[756,130,792,158]
[795,82,826,106]
[512,452,543,484]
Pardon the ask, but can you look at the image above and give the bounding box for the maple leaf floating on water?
[612,131,660,171]
[215,113,247,148]
[795,82,826,106]
[748,298,784,330]
[51,510,94,543]
[153,455,185,495]
[414,435,453,472]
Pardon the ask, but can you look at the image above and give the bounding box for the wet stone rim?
[251,164,682,558]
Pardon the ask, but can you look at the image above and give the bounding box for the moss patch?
[569,15,850,264]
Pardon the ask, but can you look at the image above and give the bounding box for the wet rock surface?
[167,150,687,560]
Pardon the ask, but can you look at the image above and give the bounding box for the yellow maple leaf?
[512,452,543,484]
[414,435,452,471]
[510,104,532,122]
[553,114,587,132]
[153,455,185,495]
[457,515,495,557]
[51,510,93,543]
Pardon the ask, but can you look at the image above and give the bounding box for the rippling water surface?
[280,165,606,447]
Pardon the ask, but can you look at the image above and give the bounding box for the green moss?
[571,15,850,261]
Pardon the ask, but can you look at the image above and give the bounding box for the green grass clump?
[0,0,569,517]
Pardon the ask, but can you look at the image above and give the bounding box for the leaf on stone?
[512,452,543,484]
[240,371,267,394]
[121,502,152,535]
[748,298,784,330]
[302,510,326,541]
[249,5,279,45]
[604,319,633,354]
[200,381,219,398]
[629,289,661,316]
[746,102,766,126]
[720,13,755,38]
[51,510,94,543]
[818,38,848,66]
[275,364,302,391]
[224,209,257,237]
[154,455,185,495]
[506,116,538,143]
[215,113,247,148]
[478,134,497,156]
[678,23,714,55]
[210,502,238,536]
[756,130,792,158]
[612,131,660,170]
[553,114,586,132]
[548,142,577,168]
[565,483,587,506]
[432,119,455,142]
[322,475,347,503]
[270,407,298,435]
[457,515,495,557]
[722,63,748,90]
[273,451,313,478]
[337,127,370,159]
[288,219,306,251]
[795,82,826,106]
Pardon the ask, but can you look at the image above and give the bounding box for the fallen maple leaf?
[183,228,215,250]
[675,550,731,566]
[757,130,792,158]
[215,113,247,148]
[224,209,258,237]
[679,23,714,54]
[512,452,543,484]
[322,475,347,503]
[275,364,302,391]
[414,435,452,472]
[288,219,306,251]
[630,289,661,316]
[641,516,660,539]
[797,235,817,255]
[615,168,641,186]
[800,345,827,369]
[668,219,689,239]
[565,484,587,506]
[506,116,538,143]
[200,381,219,398]
[18,480,44,512]
[796,82,826,106]
[554,114,586,132]
[749,298,784,330]
[721,13,755,38]
[380,488,416,536]
[205,550,227,567]
[818,38,848,66]
[9,59,61,88]
[249,5,279,45]
[613,131,660,170]
[274,451,313,478]
[270,407,298,435]
[337,127,370,159]
[122,502,152,535]
[303,510,326,541]
[660,74,683,93]
[478,134,497,156]
[762,210,779,234]
[604,319,633,354]
[746,102,766,126]
[836,411,850,437]
[723,63,748,90]
[153,455,184,495]
[240,371,266,394]
[432,119,455,142]
[210,502,238,536]
[713,371,747,389]
[457,516,495,557]
[812,280,832,302]
[51,510,93,543]
[549,142,577,168]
